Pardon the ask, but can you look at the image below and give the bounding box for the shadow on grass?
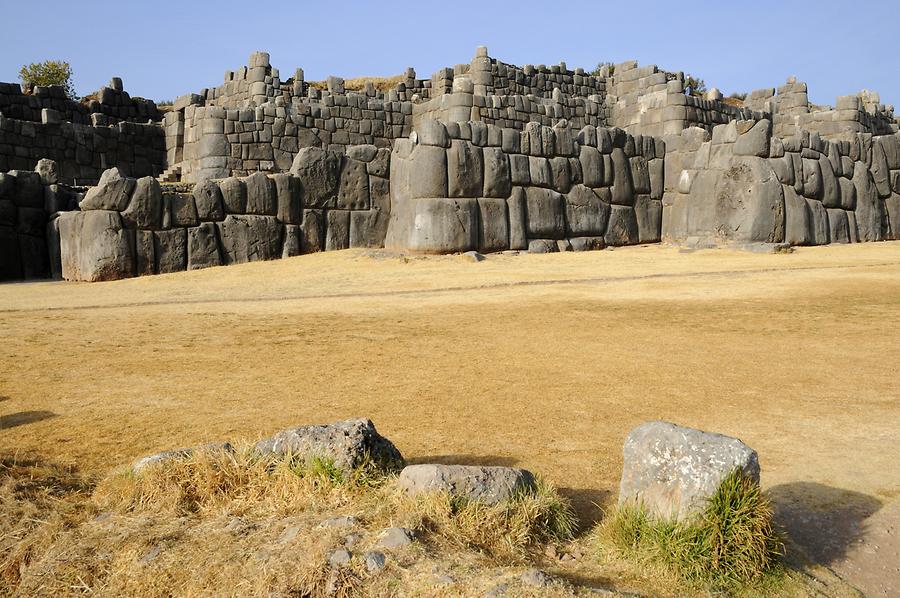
[1,410,57,430]
[559,487,614,533]
[767,482,882,566]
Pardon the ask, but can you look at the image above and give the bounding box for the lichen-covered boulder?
[619,421,760,521]
[255,418,404,474]
[398,464,536,505]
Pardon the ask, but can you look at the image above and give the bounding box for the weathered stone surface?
[289,147,342,208]
[634,196,662,243]
[255,418,404,473]
[649,158,665,200]
[806,199,830,245]
[580,146,603,188]
[527,239,558,253]
[272,173,301,224]
[528,156,552,188]
[216,215,282,264]
[509,154,530,186]
[244,171,277,216]
[476,197,509,253]
[377,527,414,549]
[350,176,390,248]
[80,167,135,211]
[387,197,477,253]
[569,236,606,251]
[168,193,198,227]
[325,210,350,250]
[565,185,609,237]
[784,186,812,246]
[482,147,511,198]
[193,179,225,222]
[154,228,187,273]
[629,157,651,195]
[733,119,771,157]
[827,209,851,243]
[447,140,484,198]
[59,210,135,282]
[219,177,247,214]
[397,464,536,505]
[549,157,571,193]
[337,157,370,210]
[416,118,450,148]
[801,158,822,200]
[35,158,59,185]
[871,138,892,198]
[507,187,527,250]
[838,177,857,212]
[852,161,885,242]
[887,194,900,240]
[619,421,760,521]
[188,222,221,270]
[610,148,634,206]
[604,205,639,246]
[525,187,565,239]
[300,209,324,253]
[136,229,154,275]
[282,224,301,258]
[818,156,840,209]
[390,143,447,201]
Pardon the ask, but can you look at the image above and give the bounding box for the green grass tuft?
[599,469,785,591]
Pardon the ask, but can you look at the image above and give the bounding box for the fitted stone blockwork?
[3,46,897,281]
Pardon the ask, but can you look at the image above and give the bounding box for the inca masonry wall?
[1,46,899,282]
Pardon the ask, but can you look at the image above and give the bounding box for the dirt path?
[2,243,899,595]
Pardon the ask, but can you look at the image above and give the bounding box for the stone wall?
[53,143,390,281]
[385,119,664,253]
[0,115,166,184]
[0,160,81,281]
[663,120,900,245]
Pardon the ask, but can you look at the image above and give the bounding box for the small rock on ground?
[377,526,414,548]
[520,568,553,587]
[365,550,386,573]
[328,548,352,567]
[319,515,357,528]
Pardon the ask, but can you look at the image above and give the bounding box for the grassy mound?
[2,446,577,596]
[597,469,785,591]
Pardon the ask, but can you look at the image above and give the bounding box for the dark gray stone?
[290,147,342,208]
[154,228,188,273]
[216,215,283,264]
[476,197,509,253]
[188,222,221,270]
[122,177,164,229]
[564,184,609,237]
[325,210,350,251]
[219,177,247,214]
[398,464,536,505]
[245,172,277,216]
[80,167,135,211]
[604,205,639,246]
[525,187,565,239]
[193,179,225,222]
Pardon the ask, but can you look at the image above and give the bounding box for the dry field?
[2,243,900,596]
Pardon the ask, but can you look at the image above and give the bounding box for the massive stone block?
[610,148,634,206]
[852,161,886,242]
[188,222,222,270]
[783,186,812,246]
[482,147,511,198]
[219,177,247,214]
[272,173,302,224]
[337,156,370,210]
[580,146,603,188]
[350,176,390,248]
[244,171,277,216]
[634,196,662,243]
[604,205,639,246]
[79,167,135,211]
[507,187,527,250]
[154,228,188,273]
[289,147,342,208]
[826,209,851,244]
[525,187,565,239]
[447,140,484,198]
[300,209,324,253]
[122,176,163,229]
[325,210,350,251]
[476,197,509,253]
[193,179,225,222]
[806,199,830,245]
[386,197,477,253]
[564,184,609,237]
[59,210,135,282]
[216,214,283,264]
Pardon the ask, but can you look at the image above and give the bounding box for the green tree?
[19,60,76,98]
[683,74,707,97]
[590,62,615,78]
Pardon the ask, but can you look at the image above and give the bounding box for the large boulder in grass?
[619,421,760,521]
[398,464,536,505]
[255,419,404,474]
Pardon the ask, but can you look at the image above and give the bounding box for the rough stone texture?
[507,188,527,250]
[79,168,135,211]
[219,177,247,214]
[133,442,234,473]
[272,173,301,224]
[619,421,760,521]
[254,418,404,474]
[827,208,851,244]
[217,214,282,264]
[300,209,324,253]
[325,209,350,251]
[604,205,639,246]
[525,187,565,239]
[377,527,414,549]
[244,171,277,216]
[154,228,187,273]
[289,147,342,208]
[565,184,609,237]
[784,186,812,245]
[634,196,662,243]
[386,197,477,253]
[192,179,225,222]
[59,210,135,282]
[482,147,511,198]
[476,197,509,253]
[337,156,370,210]
[188,222,221,270]
[447,140,484,198]
[397,464,536,505]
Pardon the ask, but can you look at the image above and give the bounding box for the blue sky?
[2,0,898,108]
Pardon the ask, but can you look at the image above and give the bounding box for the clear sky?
[2,0,898,108]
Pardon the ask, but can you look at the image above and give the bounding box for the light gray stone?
[80,167,135,211]
[852,161,886,242]
[133,442,234,473]
[507,187,527,250]
[619,421,760,521]
[733,119,771,157]
[325,210,350,251]
[216,215,283,264]
[337,157,370,210]
[827,209,851,243]
[806,199,830,245]
[300,210,324,253]
[188,222,221,270]
[477,197,509,253]
[289,147,342,208]
[377,527,414,549]
[398,464,536,505]
[448,140,484,198]
[783,186,812,246]
[255,418,404,474]
[482,148,511,198]
[58,210,135,282]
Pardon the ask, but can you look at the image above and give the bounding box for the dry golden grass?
[307,75,406,93]
[2,242,899,595]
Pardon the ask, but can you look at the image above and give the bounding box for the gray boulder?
[80,167,135,211]
[219,177,247,214]
[336,157,370,211]
[35,158,59,185]
[289,147,342,208]
[619,421,760,521]
[525,187,565,239]
[193,179,225,222]
[254,418,404,474]
[447,140,484,198]
[216,215,283,264]
[377,527,414,549]
[244,172,276,216]
[826,209,851,244]
[133,442,234,473]
[852,161,886,242]
[188,222,222,270]
[122,177,163,229]
[604,205,639,246]
[398,464,536,505]
[58,210,135,282]
[565,185,609,237]
[482,147,511,198]
[154,228,187,273]
[783,186,811,246]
